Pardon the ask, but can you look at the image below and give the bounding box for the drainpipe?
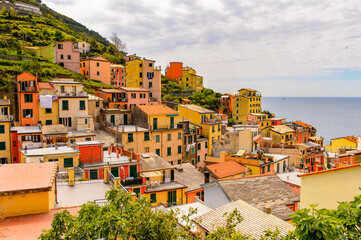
[55,177,58,204]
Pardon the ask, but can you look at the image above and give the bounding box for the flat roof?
[137,105,178,116]
[68,130,96,137]
[140,152,174,172]
[10,126,42,134]
[0,162,57,194]
[42,124,68,135]
[75,141,103,146]
[96,88,123,93]
[88,94,103,101]
[271,125,295,134]
[179,104,215,114]
[108,125,149,133]
[174,163,207,192]
[20,146,80,156]
[277,170,301,186]
[120,87,149,92]
[300,164,361,177]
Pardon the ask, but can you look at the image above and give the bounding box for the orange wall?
[17,73,39,126]
[75,144,103,164]
[80,59,111,85]
[165,62,183,80]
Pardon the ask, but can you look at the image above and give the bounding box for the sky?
[42,0,361,97]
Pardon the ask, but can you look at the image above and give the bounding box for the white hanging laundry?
[40,95,53,109]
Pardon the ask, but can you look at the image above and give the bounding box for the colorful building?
[96,88,128,110]
[336,151,361,167]
[296,142,325,172]
[300,165,361,209]
[165,62,204,92]
[14,72,39,126]
[119,87,150,109]
[87,94,104,129]
[270,117,286,126]
[140,152,187,207]
[75,41,90,54]
[110,64,125,87]
[178,104,222,156]
[0,162,57,218]
[220,94,234,114]
[202,160,250,180]
[10,126,42,163]
[54,42,80,73]
[270,125,296,146]
[38,82,59,126]
[0,98,12,164]
[125,55,162,103]
[80,56,111,85]
[327,136,358,153]
[232,88,262,124]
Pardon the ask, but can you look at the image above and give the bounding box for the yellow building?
[26,44,54,61]
[326,136,358,153]
[0,98,12,164]
[232,88,262,124]
[178,104,221,156]
[131,105,183,165]
[19,146,80,171]
[0,162,57,218]
[38,82,59,126]
[140,152,186,207]
[300,165,361,209]
[179,67,204,92]
[270,125,296,146]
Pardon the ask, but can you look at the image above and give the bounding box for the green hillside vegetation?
[0,1,122,95]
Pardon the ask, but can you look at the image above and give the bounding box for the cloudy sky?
[43,0,361,97]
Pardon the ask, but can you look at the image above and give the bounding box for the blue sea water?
[262,97,361,144]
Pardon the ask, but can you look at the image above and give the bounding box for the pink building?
[80,56,111,85]
[197,138,208,169]
[54,42,80,73]
[110,64,125,87]
[119,87,150,109]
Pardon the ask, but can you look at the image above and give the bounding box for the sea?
[262,97,361,145]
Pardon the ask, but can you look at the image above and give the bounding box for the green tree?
[262,110,273,118]
[54,30,64,41]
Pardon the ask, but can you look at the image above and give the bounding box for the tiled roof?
[174,163,208,192]
[96,88,123,93]
[140,152,174,172]
[205,160,248,179]
[218,174,300,204]
[271,125,295,134]
[0,162,57,194]
[38,82,54,89]
[300,164,361,177]
[42,124,68,135]
[137,105,178,116]
[294,121,313,128]
[331,136,358,143]
[195,200,294,238]
[179,104,215,114]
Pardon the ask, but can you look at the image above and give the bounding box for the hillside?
[0,0,120,94]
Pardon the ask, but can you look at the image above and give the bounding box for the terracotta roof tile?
[294,121,313,128]
[137,105,178,116]
[205,160,248,178]
[38,82,54,89]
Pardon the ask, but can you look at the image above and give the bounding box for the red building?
[110,64,125,87]
[270,118,285,126]
[165,62,183,81]
[220,94,234,114]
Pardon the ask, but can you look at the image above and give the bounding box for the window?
[212,126,215,133]
[97,62,100,67]
[147,72,154,79]
[150,193,157,203]
[150,92,153,98]
[205,142,208,148]
[60,86,65,93]
[167,147,171,156]
[96,101,100,107]
[23,109,33,118]
[131,93,136,99]
[178,159,181,164]
[67,55,71,60]
[45,120,52,125]
[0,125,4,134]
[149,82,153,88]
[0,142,5,150]
[83,62,85,67]
[156,149,160,155]
[153,118,158,130]
[155,135,160,142]
[128,133,134,142]
[139,72,143,78]
[62,100,69,110]
[60,54,64,59]
[144,132,150,141]
[139,63,142,67]
[97,71,100,75]
[149,63,153,67]
[85,119,88,124]
[198,156,200,162]
[178,145,181,154]
[48,159,58,162]
[24,94,33,103]
[64,158,73,168]
[59,117,72,127]
[192,159,195,165]
[168,190,177,206]
[58,44,63,49]
[130,165,137,177]
[218,124,220,131]
[45,108,52,113]
[111,167,119,177]
[144,147,150,152]
[89,170,98,179]
[198,143,201,150]
[178,132,181,139]
[167,134,171,141]
[267,165,270,172]
[79,100,86,110]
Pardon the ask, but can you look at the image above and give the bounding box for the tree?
[110,32,127,52]
[262,110,273,118]
[54,30,64,41]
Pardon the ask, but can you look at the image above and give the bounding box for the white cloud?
[42,0,361,96]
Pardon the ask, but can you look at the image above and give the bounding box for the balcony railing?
[285,137,297,142]
[20,87,37,92]
[201,118,220,124]
[59,91,87,97]
[150,124,177,131]
[0,115,13,121]
[121,177,143,187]
[111,98,128,102]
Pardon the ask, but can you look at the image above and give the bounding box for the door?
[89,169,98,179]
[170,117,174,128]
[110,115,115,125]
[153,118,158,130]
[129,165,137,178]
[167,190,177,206]
[111,167,119,177]
[123,114,128,125]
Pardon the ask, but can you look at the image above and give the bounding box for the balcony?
[150,124,176,131]
[285,137,297,142]
[59,91,87,97]
[121,177,144,187]
[111,98,128,102]
[0,115,13,122]
[201,118,220,124]
[20,86,37,92]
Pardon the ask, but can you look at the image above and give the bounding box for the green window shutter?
[0,142,5,150]
[59,118,62,124]
[133,188,140,198]
[0,125,4,134]
[21,136,26,141]
[178,132,181,139]
[153,118,158,130]
[29,94,33,102]
[198,156,200,162]
[144,132,149,141]
[170,117,174,128]
[45,108,52,113]
[85,137,91,141]
[167,147,171,156]
[156,135,160,142]
[150,193,157,203]
[89,169,98,179]
[178,145,181,154]
[23,109,26,117]
[130,165,137,177]
[171,169,174,181]
[156,149,160,155]
[111,167,119,177]
[167,134,171,141]
[62,100,69,110]
[79,100,86,110]
[85,119,88,124]
[64,158,73,168]
[128,133,133,142]
[172,191,177,205]
[45,120,52,125]
[167,191,171,205]
[68,117,72,127]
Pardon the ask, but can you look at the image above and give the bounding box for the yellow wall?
[328,138,357,152]
[34,45,54,62]
[0,121,11,162]
[145,188,186,207]
[0,188,54,218]
[270,131,296,145]
[126,58,143,88]
[232,89,262,123]
[300,167,361,209]
[20,153,79,171]
[39,100,59,126]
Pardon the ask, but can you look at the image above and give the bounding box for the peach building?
[119,87,150,109]
[54,42,80,73]
[110,64,125,87]
[80,56,111,85]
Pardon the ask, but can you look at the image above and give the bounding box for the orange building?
[220,94,234,114]
[96,89,128,110]
[14,72,40,126]
[80,56,111,85]
[110,64,125,87]
[165,62,183,80]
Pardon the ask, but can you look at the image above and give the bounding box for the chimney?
[108,146,111,155]
[204,171,210,183]
[220,151,227,162]
[116,148,120,158]
[264,206,271,214]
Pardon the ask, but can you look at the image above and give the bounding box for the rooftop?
[300,164,361,177]
[119,87,149,92]
[309,136,323,141]
[50,78,82,85]
[0,162,57,194]
[42,124,68,135]
[88,94,103,101]
[277,170,301,186]
[68,130,96,137]
[332,136,358,143]
[179,104,215,114]
[205,160,248,179]
[271,125,295,134]
[20,146,80,156]
[96,88,123,93]
[38,82,54,89]
[294,121,313,128]
[250,198,296,221]
[195,200,294,238]
[140,152,174,172]
[216,174,300,204]
[297,141,321,148]
[108,125,149,133]
[11,126,41,134]
[0,99,10,106]
[144,181,186,193]
[110,64,125,68]
[101,151,137,165]
[75,141,103,146]
[137,105,178,116]
[174,163,207,192]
